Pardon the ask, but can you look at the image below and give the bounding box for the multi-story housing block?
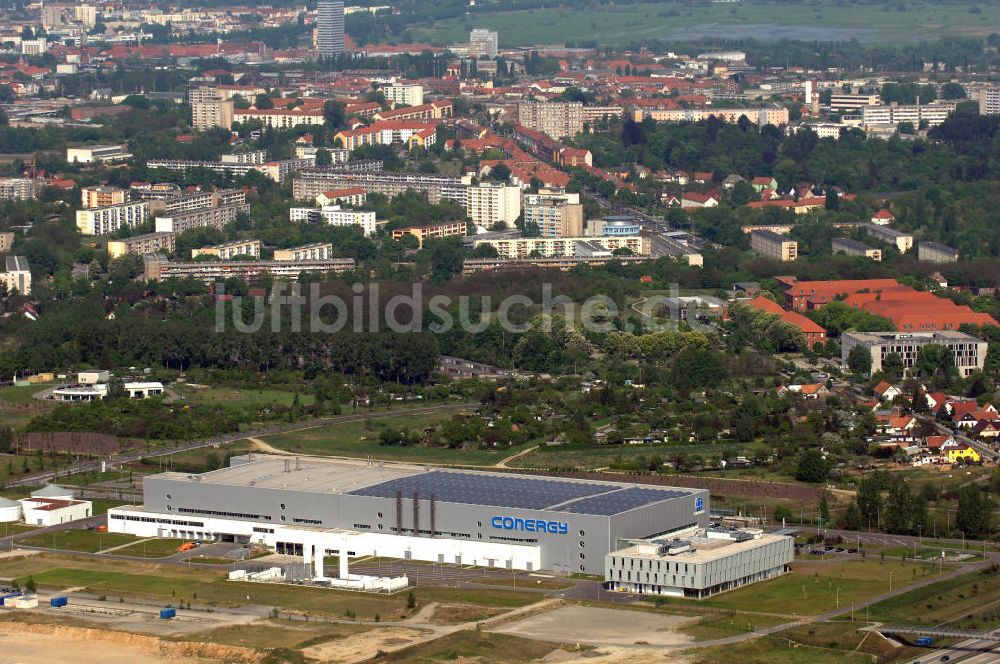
[76,201,149,236]
[518,100,584,139]
[750,230,797,261]
[523,190,583,237]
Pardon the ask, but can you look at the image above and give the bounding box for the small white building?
[78,370,110,385]
[0,497,22,523]
[20,486,92,526]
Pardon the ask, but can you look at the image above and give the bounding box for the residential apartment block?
[273,243,334,261]
[0,178,37,201]
[144,254,355,284]
[842,331,986,378]
[975,87,1000,116]
[391,222,467,247]
[750,230,797,261]
[0,256,30,295]
[383,83,424,107]
[633,106,789,127]
[81,185,126,209]
[289,206,377,235]
[469,29,498,58]
[865,223,913,253]
[293,172,471,205]
[192,98,235,131]
[76,201,150,236]
[475,235,648,259]
[234,107,325,130]
[466,183,521,228]
[861,102,960,128]
[107,232,177,259]
[154,204,249,234]
[918,241,959,264]
[315,187,366,207]
[828,93,880,113]
[334,122,438,151]
[832,237,882,261]
[518,101,584,139]
[153,189,246,216]
[192,239,262,260]
[523,190,583,237]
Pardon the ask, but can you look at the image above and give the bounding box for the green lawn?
[679,612,788,640]
[409,0,1000,47]
[512,441,755,471]
[688,632,876,664]
[864,567,1000,629]
[660,560,943,616]
[18,530,139,553]
[172,385,317,408]
[4,556,544,619]
[111,538,190,558]
[260,408,532,465]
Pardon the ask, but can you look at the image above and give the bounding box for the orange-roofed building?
[748,296,827,348]
[775,276,904,311]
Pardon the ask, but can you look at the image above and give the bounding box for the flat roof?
[613,532,789,564]
[155,456,699,516]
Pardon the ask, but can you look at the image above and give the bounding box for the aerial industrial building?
[109,457,794,597]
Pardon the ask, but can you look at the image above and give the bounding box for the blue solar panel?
[348,471,612,510]
[555,487,688,516]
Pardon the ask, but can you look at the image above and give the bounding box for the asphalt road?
[7,401,474,489]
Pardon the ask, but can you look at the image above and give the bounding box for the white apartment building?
[234,108,326,129]
[76,201,150,236]
[475,235,647,259]
[976,87,1000,116]
[862,102,960,128]
[384,83,424,107]
[0,178,37,201]
[469,28,498,58]
[274,243,334,261]
[466,183,521,228]
[289,205,377,235]
[192,239,262,260]
[829,93,880,113]
[0,256,31,295]
[865,223,913,254]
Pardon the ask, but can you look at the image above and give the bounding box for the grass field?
[679,612,788,640]
[0,383,55,429]
[18,530,139,553]
[688,632,874,664]
[512,441,754,471]
[260,408,532,465]
[776,622,923,663]
[663,560,943,616]
[111,538,190,558]
[864,566,1000,630]
[172,385,317,408]
[0,554,544,619]
[408,0,1000,46]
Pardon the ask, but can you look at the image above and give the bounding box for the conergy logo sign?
[695,497,704,512]
[492,516,569,534]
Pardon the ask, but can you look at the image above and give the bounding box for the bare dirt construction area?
[492,605,698,647]
[301,625,435,663]
[0,621,258,663]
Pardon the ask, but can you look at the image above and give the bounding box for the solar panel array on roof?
[348,471,691,515]
[348,470,613,510]
[555,487,688,516]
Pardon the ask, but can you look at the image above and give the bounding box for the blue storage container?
[50,596,68,608]
[159,607,176,619]
[0,592,21,606]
